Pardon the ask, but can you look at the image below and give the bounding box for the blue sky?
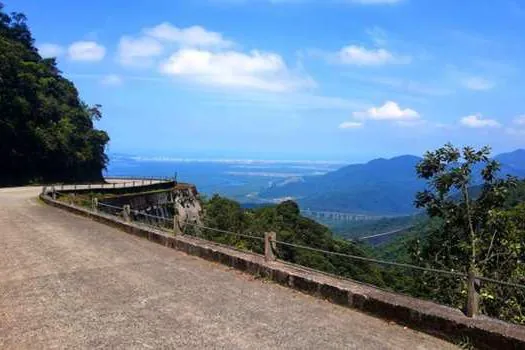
[9,0,525,162]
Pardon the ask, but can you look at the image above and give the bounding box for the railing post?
[466,269,480,317]
[173,213,182,236]
[92,198,98,212]
[88,183,91,190]
[113,182,116,189]
[264,232,277,262]
[123,205,131,222]
[52,186,57,200]
[42,186,47,195]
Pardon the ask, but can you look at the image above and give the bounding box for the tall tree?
[413,143,524,323]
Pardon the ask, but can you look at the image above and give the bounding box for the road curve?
[0,186,457,349]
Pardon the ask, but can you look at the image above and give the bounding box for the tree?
[413,143,524,322]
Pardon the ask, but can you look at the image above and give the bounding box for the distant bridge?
[301,209,391,222]
[354,226,415,242]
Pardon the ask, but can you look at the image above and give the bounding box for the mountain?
[259,151,525,215]
[495,149,525,175]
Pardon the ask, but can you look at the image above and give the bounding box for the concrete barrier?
[40,194,525,350]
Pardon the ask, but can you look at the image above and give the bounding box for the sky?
[8,0,525,162]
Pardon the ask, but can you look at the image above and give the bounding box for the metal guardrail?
[41,177,175,196]
[183,221,265,242]
[270,239,468,278]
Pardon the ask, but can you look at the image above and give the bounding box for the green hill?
[260,152,525,215]
[0,4,109,186]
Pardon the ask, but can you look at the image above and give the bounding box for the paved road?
[0,186,457,349]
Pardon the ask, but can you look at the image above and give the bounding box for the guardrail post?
[42,186,47,195]
[113,182,116,189]
[88,183,91,190]
[92,198,98,212]
[466,269,480,317]
[173,213,182,235]
[51,186,57,200]
[264,232,277,262]
[123,205,131,222]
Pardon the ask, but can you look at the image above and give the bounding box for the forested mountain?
[0,4,109,186]
[260,150,525,215]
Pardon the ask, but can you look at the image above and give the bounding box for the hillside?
[259,151,525,215]
[0,5,109,186]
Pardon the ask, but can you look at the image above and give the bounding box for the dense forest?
[0,3,109,186]
[198,145,525,325]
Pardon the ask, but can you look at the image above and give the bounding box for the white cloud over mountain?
[160,48,314,92]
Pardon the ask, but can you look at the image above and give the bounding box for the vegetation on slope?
[0,3,109,186]
[201,145,525,325]
[191,195,386,286]
[409,145,524,323]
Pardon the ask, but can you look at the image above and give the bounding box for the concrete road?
[0,186,457,349]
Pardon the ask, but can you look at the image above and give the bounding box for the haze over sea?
[106,154,345,202]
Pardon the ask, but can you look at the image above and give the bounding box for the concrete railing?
[40,190,525,349]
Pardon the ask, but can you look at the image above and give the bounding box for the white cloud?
[160,48,314,92]
[339,121,363,129]
[461,76,495,91]
[68,41,106,62]
[38,43,64,58]
[100,74,123,86]
[460,115,501,128]
[337,45,409,66]
[117,36,164,67]
[145,23,233,48]
[513,115,525,125]
[353,101,420,121]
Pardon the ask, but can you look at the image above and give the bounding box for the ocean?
[105,154,345,203]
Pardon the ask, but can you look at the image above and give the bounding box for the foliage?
[412,143,525,322]
[0,3,109,186]
[199,195,385,286]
